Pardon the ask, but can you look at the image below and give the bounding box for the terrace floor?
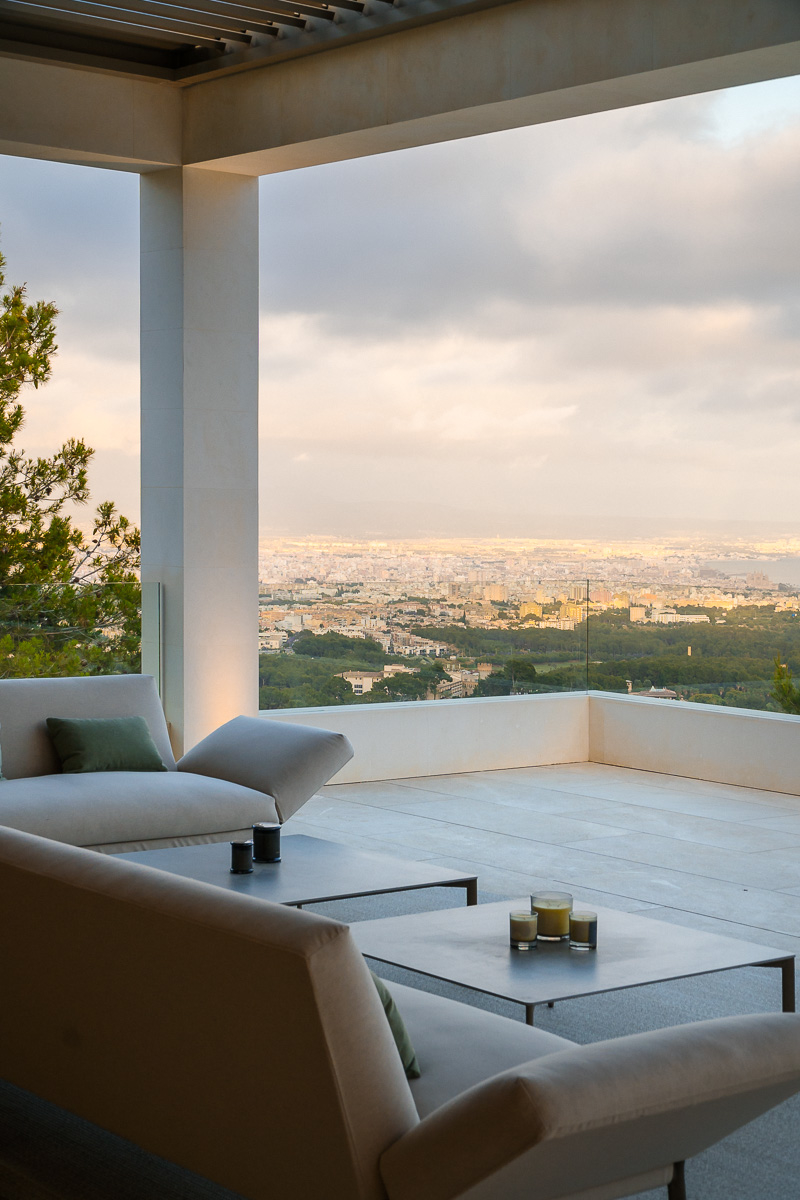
[294,760,800,958]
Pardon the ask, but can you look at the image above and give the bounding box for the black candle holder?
[230,840,254,874]
[253,822,281,863]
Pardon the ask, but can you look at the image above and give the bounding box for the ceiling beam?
[181,0,800,169]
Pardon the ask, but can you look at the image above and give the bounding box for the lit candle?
[531,892,573,941]
[509,910,538,949]
[569,911,598,950]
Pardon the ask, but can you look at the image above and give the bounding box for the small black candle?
[230,840,254,874]
[252,822,281,863]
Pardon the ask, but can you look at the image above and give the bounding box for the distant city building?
[337,670,384,696]
[746,571,777,590]
[276,613,305,631]
[259,630,288,651]
[259,608,286,625]
[519,601,543,619]
[629,607,647,622]
[539,617,575,631]
[653,610,679,624]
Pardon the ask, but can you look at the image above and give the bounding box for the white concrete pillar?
[140,167,259,754]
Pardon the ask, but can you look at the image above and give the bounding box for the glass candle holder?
[509,910,538,950]
[253,822,281,863]
[531,892,573,941]
[230,840,254,874]
[569,911,598,950]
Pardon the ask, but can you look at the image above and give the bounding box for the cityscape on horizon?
[255,533,800,711]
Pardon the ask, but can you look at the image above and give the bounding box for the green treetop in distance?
[772,657,800,716]
[0,247,141,677]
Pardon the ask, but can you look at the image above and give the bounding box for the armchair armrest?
[177,715,353,822]
[380,1012,800,1200]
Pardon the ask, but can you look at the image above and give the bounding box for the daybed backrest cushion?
[0,674,175,778]
[0,826,418,1200]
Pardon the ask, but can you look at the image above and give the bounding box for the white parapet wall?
[259,691,589,784]
[259,689,800,793]
[589,692,800,795]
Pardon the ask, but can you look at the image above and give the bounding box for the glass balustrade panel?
[0,582,142,679]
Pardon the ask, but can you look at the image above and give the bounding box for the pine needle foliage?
[0,247,141,676]
[772,657,800,716]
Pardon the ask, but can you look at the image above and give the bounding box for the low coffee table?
[352,899,796,1024]
[118,834,478,908]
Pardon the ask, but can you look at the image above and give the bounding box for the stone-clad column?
[140,167,259,754]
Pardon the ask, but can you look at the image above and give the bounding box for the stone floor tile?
[374,792,631,845]
[557,800,800,850]
[561,831,800,890]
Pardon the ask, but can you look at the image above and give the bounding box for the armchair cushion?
[380,1012,800,1200]
[178,715,353,822]
[389,983,566,1117]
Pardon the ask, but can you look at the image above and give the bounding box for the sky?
[1,74,800,540]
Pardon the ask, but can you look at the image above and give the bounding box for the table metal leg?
[782,959,796,1013]
[760,958,796,1012]
[668,1161,686,1200]
[526,1004,535,1026]
[466,879,478,906]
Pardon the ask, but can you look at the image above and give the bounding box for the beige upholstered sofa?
[0,674,352,852]
[2,823,799,1200]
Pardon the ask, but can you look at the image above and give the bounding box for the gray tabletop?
[352,899,795,1021]
[117,834,478,907]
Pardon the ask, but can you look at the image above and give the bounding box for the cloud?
[4,75,800,537]
[260,92,800,332]
[254,82,800,533]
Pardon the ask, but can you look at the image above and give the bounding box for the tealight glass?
[569,911,598,950]
[509,910,538,950]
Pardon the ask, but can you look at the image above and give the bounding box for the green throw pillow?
[370,970,420,1079]
[46,716,168,774]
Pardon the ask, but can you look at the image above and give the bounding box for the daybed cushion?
[0,675,175,779]
[0,772,278,852]
[388,982,569,1118]
[178,715,354,823]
